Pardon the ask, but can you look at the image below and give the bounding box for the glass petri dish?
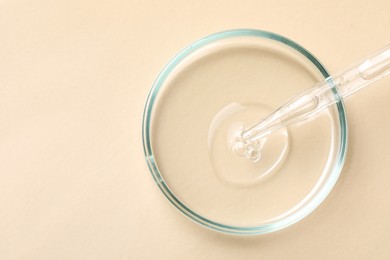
[142,29,347,235]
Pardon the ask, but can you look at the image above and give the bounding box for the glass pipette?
[233,45,390,162]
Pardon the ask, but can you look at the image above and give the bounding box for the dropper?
[233,45,390,162]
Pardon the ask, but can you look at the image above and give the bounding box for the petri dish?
[142,29,348,235]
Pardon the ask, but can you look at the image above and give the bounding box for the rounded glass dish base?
[142,29,348,235]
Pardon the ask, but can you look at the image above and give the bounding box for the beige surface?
[0,0,389,259]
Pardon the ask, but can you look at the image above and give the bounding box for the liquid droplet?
[208,102,289,186]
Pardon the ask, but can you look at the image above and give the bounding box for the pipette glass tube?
[234,45,390,161]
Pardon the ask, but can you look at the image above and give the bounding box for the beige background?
[1,0,390,259]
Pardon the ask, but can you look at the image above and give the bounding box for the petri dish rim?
[142,29,348,235]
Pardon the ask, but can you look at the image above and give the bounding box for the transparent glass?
[142,29,348,235]
[238,45,390,149]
